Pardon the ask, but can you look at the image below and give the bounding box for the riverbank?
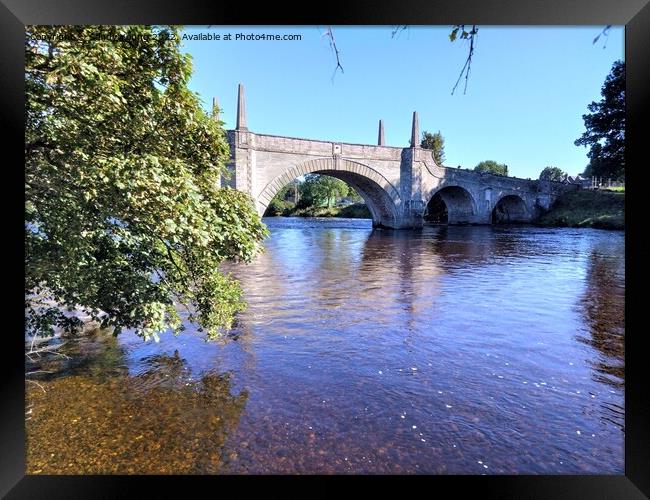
[267,203,371,219]
[536,189,624,230]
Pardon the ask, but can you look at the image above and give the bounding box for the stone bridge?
[224,84,576,229]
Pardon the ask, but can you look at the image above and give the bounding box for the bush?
[336,203,372,218]
[265,199,295,216]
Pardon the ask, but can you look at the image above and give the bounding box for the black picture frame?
[3,0,648,497]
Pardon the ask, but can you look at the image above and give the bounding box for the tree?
[264,183,298,216]
[299,174,349,208]
[347,187,364,203]
[420,131,446,166]
[25,26,269,341]
[574,60,625,181]
[273,184,293,202]
[539,166,567,182]
[474,160,508,176]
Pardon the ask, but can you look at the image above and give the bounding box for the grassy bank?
[537,189,624,230]
[267,203,372,219]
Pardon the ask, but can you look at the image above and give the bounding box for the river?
[26,218,625,474]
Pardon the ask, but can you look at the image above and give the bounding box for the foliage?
[347,187,364,203]
[298,174,349,208]
[575,60,625,181]
[474,160,508,176]
[539,166,567,182]
[536,189,624,230]
[25,25,269,341]
[265,198,295,216]
[264,176,367,217]
[449,25,479,95]
[273,183,295,202]
[420,131,446,166]
[289,204,371,219]
[337,203,372,218]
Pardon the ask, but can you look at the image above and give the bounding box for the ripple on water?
[26,223,624,474]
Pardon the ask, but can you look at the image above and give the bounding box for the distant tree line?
[265,174,365,216]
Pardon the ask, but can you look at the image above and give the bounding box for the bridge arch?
[257,158,401,227]
[424,185,478,224]
[492,194,529,223]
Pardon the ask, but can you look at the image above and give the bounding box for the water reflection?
[26,219,625,474]
[576,237,625,389]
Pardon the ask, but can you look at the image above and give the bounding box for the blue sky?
[180,26,623,179]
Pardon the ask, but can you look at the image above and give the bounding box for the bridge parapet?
[249,132,408,161]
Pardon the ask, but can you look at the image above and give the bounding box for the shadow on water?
[26,333,248,474]
[576,238,625,384]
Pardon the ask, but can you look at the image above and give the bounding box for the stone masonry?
[225,84,576,229]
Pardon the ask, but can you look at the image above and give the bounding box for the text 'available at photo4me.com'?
[184,31,303,42]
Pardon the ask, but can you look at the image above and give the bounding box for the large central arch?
[257,158,401,228]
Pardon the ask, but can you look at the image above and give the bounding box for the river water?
[26,218,625,474]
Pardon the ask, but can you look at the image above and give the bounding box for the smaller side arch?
[425,184,479,224]
[491,194,530,223]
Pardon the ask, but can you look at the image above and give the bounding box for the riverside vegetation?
[537,189,624,230]
[263,174,372,219]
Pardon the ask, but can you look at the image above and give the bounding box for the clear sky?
[180,26,623,179]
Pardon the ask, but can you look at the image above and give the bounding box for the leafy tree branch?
[25,25,269,341]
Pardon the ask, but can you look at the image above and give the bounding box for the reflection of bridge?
[224,84,576,229]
